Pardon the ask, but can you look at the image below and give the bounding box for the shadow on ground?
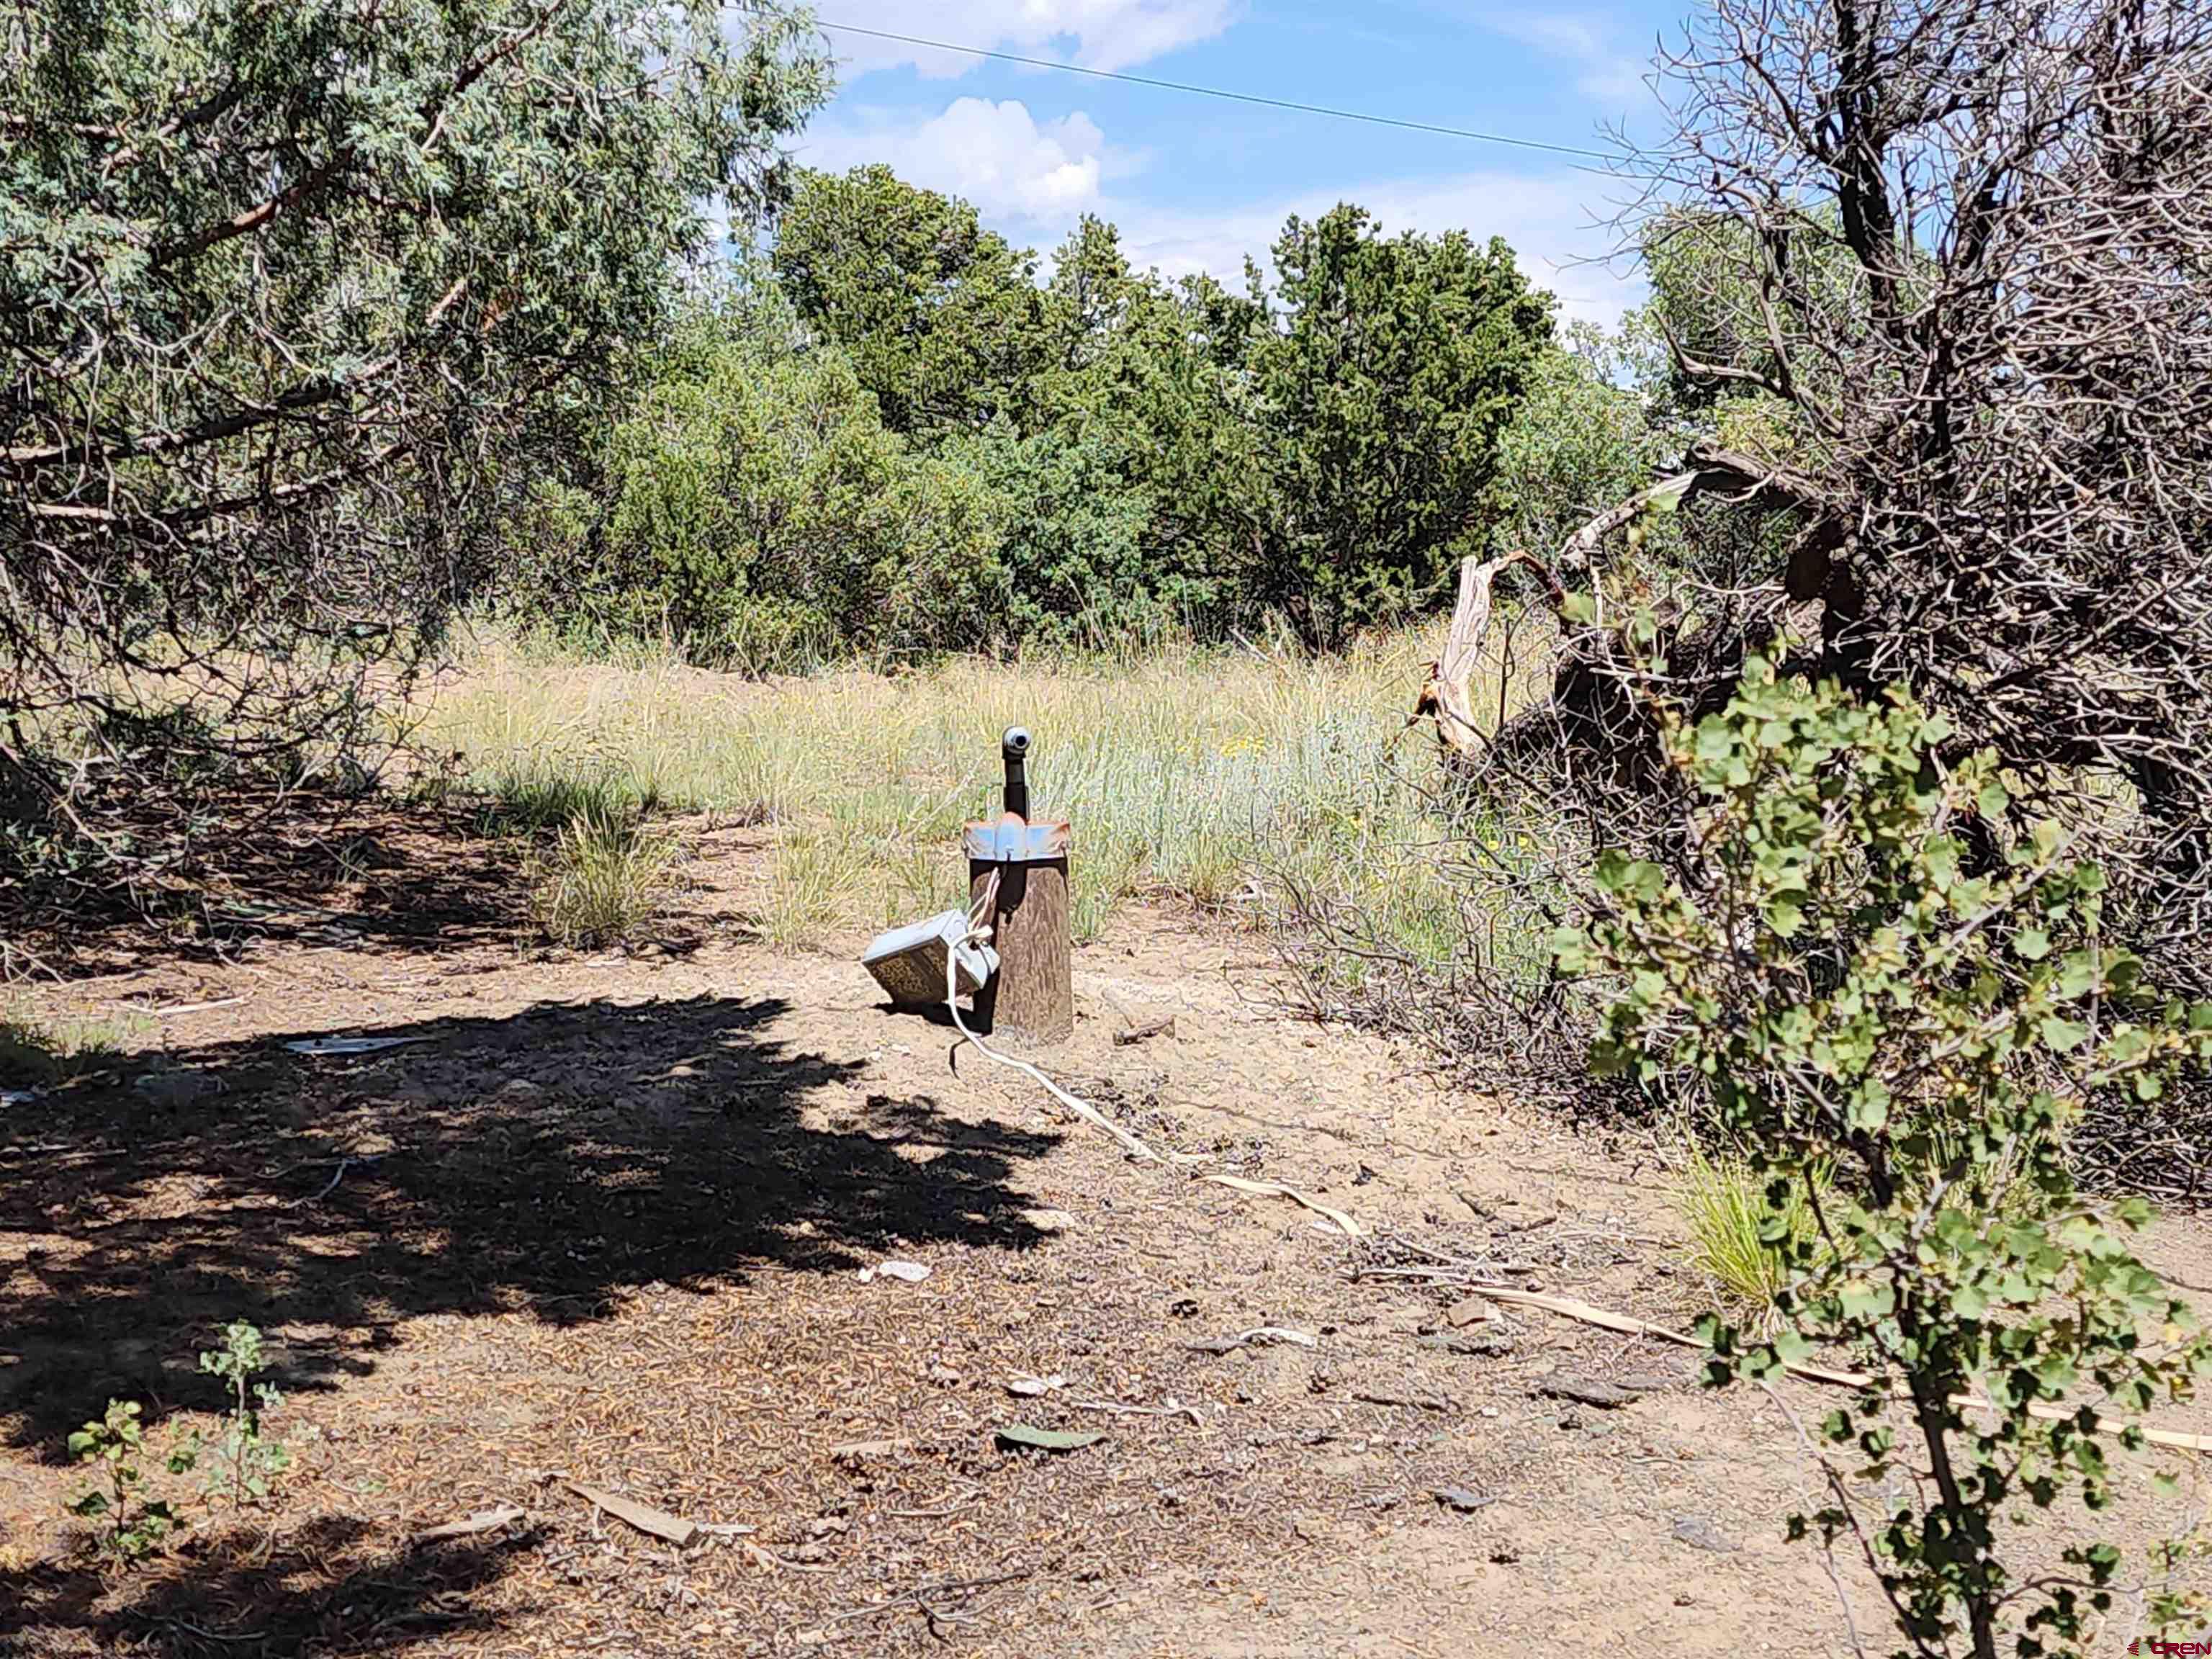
[2,795,551,975]
[0,1515,539,1658]
[0,993,1057,1455]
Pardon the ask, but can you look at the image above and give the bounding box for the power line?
[793,16,1619,163]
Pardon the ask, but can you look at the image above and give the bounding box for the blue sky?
[783,1,1681,327]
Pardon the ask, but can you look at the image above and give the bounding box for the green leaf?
[2041,1015,2090,1053]
[1641,470,1696,516]
[1549,927,1591,975]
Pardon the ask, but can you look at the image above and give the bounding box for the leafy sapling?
[1557,660,2212,1659]
[198,1321,290,1510]
[66,1400,194,1563]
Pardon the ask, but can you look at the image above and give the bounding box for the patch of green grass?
[478,770,660,837]
[1,1002,143,1084]
[527,804,683,950]
[1675,1143,1831,1328]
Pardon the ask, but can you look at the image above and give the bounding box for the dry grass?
[420,631,1527,954]
[0,1002,145,1086]
[526,804,683,950]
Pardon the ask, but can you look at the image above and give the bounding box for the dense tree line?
[508,166,1582,665]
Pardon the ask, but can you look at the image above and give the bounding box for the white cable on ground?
[940,888,1365,1237]
[944,889,1164,1164]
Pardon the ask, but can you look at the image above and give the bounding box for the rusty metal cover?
[962,813,1071,863]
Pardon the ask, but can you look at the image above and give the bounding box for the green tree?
[770,165,1045,435]
[580,326,1007,667]
[1486,324,1671,563]
[1,0,831,882]
[1560,660,2212,1659]
[1014,217,1269,637]
[1247,206,1553,646]
[948,423,1159,647]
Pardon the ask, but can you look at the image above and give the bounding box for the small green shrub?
[529,804,681,949]
[0,1005,56,1082]
[1559,659,2212,1659]
[67,1401,194,1563]
[196,1321,289,1510]
[478,770,654,837]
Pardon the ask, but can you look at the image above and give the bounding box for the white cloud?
[1480,9,1653,112]
[821,0,1241,76]
[803,98,1114,221]
[1108,171,1646,330]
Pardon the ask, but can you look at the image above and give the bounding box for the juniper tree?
[0,0,830,901]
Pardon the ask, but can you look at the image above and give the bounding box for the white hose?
[942,876,1364,1236]
[944,880,1164,1163]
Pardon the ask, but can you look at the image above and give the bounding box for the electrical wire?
[750,10,1620,163]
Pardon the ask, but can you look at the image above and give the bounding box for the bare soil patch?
[3,822,2206,1656]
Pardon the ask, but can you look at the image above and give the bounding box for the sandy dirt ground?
[3,818,2208,1657]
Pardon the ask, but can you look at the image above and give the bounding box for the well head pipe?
[1002,726,1031,821]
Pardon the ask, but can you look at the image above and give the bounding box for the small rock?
[1417,1333,1513,1358]
[827,1438,912,1461]
[1537,1375,1637,1410]
[877,1260,930,1282]
[1444,1296,1501,1328]
[498,1077,544,1100]
[927,1362,960,1383]
[132,1071,215,1108]
[1022,1207,1076,1233]
[1431,1485,1496,1514]
[1672,1514,1737,1553]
